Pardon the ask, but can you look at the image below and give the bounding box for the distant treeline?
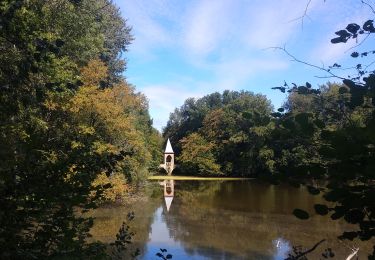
[164,83,374,179]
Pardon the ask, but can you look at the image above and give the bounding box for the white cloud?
[116,0,174,58]
[182,0,234,56]
[180,0,316,60]
[241,0,319,49]
[140,84,205,131]
[119,0,316,61]
[311,37,357,65]
[212,57,288,84]
[139,55,288,131]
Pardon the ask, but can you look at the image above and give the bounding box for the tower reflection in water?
[160,180,174,212]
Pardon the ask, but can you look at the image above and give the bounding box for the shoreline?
[147,176,254,181]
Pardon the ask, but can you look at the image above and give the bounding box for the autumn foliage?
[0,1,161,258]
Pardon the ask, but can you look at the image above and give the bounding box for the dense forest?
[164,82,374,179]
[164,90,273,175]
[0,0,161,258]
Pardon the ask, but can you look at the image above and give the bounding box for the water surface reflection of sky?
[142,207,208,260]
[140,181,294,260]
[90,180,372,259]
[142,206,291,260]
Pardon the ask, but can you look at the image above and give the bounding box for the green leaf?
[314,204,329,215]
[344,209,365,224]
[295,113,309,126]
[297,86,309,94]
[338,87,348,94]
[293,209,310,220]
[314,119,325,129]
[346,23,360,34]
[242,112,252,119]
[351,52,359,58]
[324,189,348,202]
[343,79,356,89]
[331,37,343,44]
[363,20,375,32]
[339,231,358,241]
[281,119,295,130]
[55,39,65,47]
[271,112,282,118]
[103,183,112,189]
[331,206,346,220]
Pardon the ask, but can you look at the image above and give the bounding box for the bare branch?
[364,60,375,71]
[345,33,371,52]
[288,0,313,29]
[329,65,359,71]
[361,0,375,14]
[285,239,326,260]
[266,46,347,81]
[315,75,340,79]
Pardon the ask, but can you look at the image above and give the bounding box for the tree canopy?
[163,90,274,176]
[0,0,161,258]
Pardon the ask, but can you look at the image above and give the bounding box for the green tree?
[164,90,274,176]
[179,133,222,175]
[0,0,160,258]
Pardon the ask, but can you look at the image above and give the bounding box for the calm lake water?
[89,180,372,259]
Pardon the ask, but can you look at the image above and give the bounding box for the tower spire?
[165,138,174,153]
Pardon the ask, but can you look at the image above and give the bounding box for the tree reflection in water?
[91,180,373,259]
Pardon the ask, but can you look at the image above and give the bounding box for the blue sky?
[113,0,375,131]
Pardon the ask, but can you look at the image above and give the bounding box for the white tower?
[160,138,175,175]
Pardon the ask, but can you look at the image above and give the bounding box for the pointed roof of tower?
[164,196,173,212]
[165,138,174,153]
